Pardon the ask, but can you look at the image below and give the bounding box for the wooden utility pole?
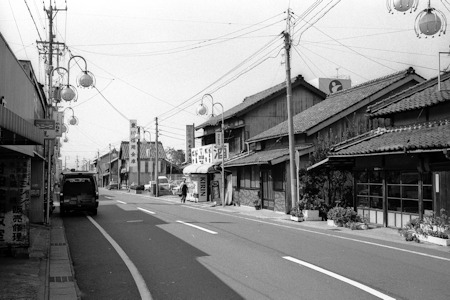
[284,9,298,210]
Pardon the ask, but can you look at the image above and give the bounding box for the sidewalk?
[0,211,79,300]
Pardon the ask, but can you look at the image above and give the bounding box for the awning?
[0,105,45,145]
[183,163,219,174]
[307,156,355,171]
[225,148,290,167]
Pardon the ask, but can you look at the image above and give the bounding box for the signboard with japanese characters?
[191,144,229,164]
[34,119,56,139]
[129,120,138,169]
[0,158,31,247]
[185,125,194,163]
[54,111,64,137]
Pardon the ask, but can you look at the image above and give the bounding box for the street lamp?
[197,94,226,207]
[51,55,95,103]
[63,107,79,126]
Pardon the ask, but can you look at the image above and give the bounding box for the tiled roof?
[225,148,291,167]
[368,71,450,117]
[248,68,420,143]
[329,120,450,156]
[120,141,167,160]
[195,75,324,129]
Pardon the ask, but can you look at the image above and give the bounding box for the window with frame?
[386,171,431,214]
[272,164,284,191]
[239,166,260,189]
[355,170,383,209]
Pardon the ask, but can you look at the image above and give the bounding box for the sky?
[1,0,449,169]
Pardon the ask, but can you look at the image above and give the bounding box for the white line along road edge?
[283,256,395,300]
[87,216,153,300]
[176,220,218,235]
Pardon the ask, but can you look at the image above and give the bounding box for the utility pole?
[40,3,66,225]
[109,143,112,184]
[284,8,298,210]
[155,117,159,197]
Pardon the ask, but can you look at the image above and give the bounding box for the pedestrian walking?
[181,179,188,203]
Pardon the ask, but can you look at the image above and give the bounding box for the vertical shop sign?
[129,120,138,168]
[186,125,194,164]
[0,159,31,247]
[199,175,207,202]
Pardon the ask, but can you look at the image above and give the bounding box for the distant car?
[144,176,170,191]
[106,181,118,190]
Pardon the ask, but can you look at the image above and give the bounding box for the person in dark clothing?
[181,179,188,203]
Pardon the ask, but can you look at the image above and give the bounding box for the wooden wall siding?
[435,171,450,213]
[245,88,323,140]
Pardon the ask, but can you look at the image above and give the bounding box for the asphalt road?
[62,189,450,300]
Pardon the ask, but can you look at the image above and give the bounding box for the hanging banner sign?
[34,119,56,139]
[191,143,229,164]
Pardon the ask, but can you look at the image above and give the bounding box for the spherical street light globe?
[62,124,67,133]
[78,72,94,88]
[61,85,76,101]
[69,116,78,125]
[197,104,208,116]
[392,0,416,12]
[63,136,69,143]
[418,11,442,36]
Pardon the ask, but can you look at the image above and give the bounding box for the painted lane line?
[137,207,156,215]
[184,206,450,262]
[127,220,143,223]
[86,216,152,300]
[117,200,127,204]
[176,220,218,235]
[283,256,395,300]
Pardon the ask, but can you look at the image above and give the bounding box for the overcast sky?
[1,0,449,169]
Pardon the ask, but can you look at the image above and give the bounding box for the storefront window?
[239,166,260,189]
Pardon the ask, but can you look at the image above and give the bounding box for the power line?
[23,0,43,42]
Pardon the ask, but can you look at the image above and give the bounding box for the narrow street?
[62,190,450,300]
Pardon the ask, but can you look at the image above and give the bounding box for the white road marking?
[127,220,143,223]
[105,196,113,199]
[176,220,218,235]
[137,207,156,215]
[283,256,396,300]
[184,206,450,262]
[117,200,127,204]
[86,216,152,300]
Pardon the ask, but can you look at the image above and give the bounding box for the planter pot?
[418,235,450,246]
[131,189,142,194]
[255,206,261,210]
[303,210,321,221]
[327,219,337,227]
[356,223,369,230]
[290,215,304,222]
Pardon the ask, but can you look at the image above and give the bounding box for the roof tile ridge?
[327,67,414,98]
[331,127,387,152]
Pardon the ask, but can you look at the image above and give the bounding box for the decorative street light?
[63,107,79,126]
[197,94,226,207]
[51,55,95,102]
[414,2,447,37]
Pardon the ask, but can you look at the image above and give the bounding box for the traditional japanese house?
[228,68,425,213]
[310,71,450,228]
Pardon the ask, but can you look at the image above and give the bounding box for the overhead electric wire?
[292,45,321,78]
[8,0,29,60]
[24,0,43,42]
[157,34,283,123]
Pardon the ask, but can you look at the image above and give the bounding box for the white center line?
[117,200,127,204]
[176,220,218,235]
[283,256,395,300]
[127,220,143,223]
[137,207,156,215]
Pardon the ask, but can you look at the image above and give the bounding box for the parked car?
[106,181,118,190]
[144,176,170,191]
[59,170,99,216]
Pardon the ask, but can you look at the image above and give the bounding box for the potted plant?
[290,202,304,222]
[253,199,261,210]
[298,193,322,221]
[399,209,450,246]
[129,182,144,194]
[326,206,369,229]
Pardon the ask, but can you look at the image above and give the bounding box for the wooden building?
[311,71,450,228]
[227,68,425,213]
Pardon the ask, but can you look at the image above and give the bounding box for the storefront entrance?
[262,169,274,210]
